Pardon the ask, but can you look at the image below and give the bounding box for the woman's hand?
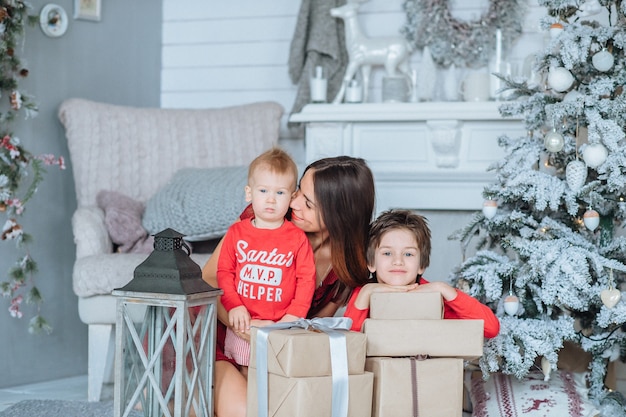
[410,281,458,301]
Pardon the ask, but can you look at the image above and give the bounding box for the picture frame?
[74,0,101,21]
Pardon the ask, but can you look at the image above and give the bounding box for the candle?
[495,29,502,70]
[310,66,327,103]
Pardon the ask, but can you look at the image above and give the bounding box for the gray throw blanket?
[288,0,348,124]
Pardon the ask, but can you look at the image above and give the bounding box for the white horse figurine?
[330,0,413,104]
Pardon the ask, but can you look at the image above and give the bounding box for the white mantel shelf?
[290,101,526,212]
[289,101,509,123]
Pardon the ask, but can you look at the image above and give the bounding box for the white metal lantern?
[113,229,222,417]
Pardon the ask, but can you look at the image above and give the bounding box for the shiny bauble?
[482,199,497,219]
[548,67,575,92]
[503,294,520,315]
[592,49,614,72]
[582,143,608,168]
[565,160,587,191]
[544,131,565,152]
[583,209,600,231]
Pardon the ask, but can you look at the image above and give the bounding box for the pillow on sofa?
[469,370,599,417]
[96,190,154,253]
[142,166,248,241]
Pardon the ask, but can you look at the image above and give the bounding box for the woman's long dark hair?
[304,156,375,300]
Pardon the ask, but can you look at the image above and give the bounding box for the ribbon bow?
[255,317,353,417]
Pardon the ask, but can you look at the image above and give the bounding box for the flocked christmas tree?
[450,0,626,412]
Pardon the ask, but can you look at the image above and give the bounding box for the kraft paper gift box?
[363,319,484,358]
[365,356,464,417]
[370,292,443,320]
[247,370,374,417]
[249,326,366,377]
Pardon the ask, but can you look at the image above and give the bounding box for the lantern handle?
[182,241,191,255]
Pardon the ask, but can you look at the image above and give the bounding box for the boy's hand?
[228,305,251,333]
[410,281,458,301]
[354,282,419,309]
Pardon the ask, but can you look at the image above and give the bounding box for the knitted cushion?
[142,166,248,241]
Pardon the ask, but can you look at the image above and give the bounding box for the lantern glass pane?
[115,296,217,417]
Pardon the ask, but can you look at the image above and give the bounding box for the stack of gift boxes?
[363,292,484,417]
[247,292,484,417]
[247,323,373,416]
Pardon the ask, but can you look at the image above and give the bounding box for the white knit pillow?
[142,166,248,241]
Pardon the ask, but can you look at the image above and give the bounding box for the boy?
[344,209,499,337]
[217,148,316,375]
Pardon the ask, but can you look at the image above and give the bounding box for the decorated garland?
[0,1,64,333]
[401,0,527,68]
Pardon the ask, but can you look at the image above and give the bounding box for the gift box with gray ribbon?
[247,318,373,417]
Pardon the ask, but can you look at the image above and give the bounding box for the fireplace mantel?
[290,102,525,212]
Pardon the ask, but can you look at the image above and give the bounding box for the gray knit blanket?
[288,0,348,121]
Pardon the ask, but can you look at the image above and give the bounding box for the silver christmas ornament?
[592,49,614,72]
[565,160,587,191]
[544,131,564,152]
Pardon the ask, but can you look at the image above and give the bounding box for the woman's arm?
[315,300,342,318]
[202,237,230,326]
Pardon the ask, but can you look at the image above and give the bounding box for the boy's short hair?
[367,209,431,270]
[248,147,298,189]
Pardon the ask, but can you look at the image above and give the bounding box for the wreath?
[401,0,527,69]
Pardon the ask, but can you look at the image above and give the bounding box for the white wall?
[160,0,546,281]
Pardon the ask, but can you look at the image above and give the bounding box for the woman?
[202,156,376,417]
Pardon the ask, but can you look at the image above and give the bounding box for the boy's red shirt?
[343,277,500,338]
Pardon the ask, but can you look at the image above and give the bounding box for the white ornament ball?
[563,90,583,102]
[503,294,520,315]
[544,131,564,152]
[592,49,614,72]
[565,160,587,191]
[582,143,608,168]
[548,67,575,92]
[583,209,600,231]
[482,200,497,220]
[549,22,564,39]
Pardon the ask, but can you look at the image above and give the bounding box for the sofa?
[59,98,283,401]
